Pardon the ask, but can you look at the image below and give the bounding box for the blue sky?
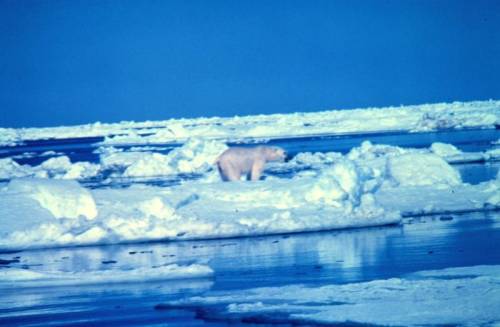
[1,0,499,128]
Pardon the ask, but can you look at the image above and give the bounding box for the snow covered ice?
[0,160,399,249]
[166,265,500,326]
[1,134,499,250]
[1,100,498,147]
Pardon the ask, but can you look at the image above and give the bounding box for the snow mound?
[347,140,408,161]
[485,172,500,206]
[0,156,100,180]
[486,147,500,160]
[166,138,228,173]
[0,160,400,250]
[304,160,372,207]
[387,153,461,187]
[123,152,175,177]
[0,158,32,179]
[38,156,100,179]
[430,142,462,157]
[100,150,149,168]
[105,138,228,177]
[7,178,97,220]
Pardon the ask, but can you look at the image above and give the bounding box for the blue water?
[1,211,499,326]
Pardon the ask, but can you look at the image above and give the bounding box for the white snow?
[0,156,100,180]
[0,158,33,179]
[38,156,100,179]
[387,153,462,187]
[0,139,226,181]
[170,265,500,326]
[6,178,97,220]
[0,264,213,288]
[0,158,399,249]
[1,100,498,146]
[294,140,497,172]
[485,172,500,206]
[430,142,462,157]
[120,138,227,177]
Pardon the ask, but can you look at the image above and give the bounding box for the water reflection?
[2,211,499,326]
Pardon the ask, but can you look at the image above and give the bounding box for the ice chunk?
[163,138,228,173]
[7,178,98,220]
[387,153,461,186]
[118,138,227,177]
[39,156,100,179]
[305,177,346,207]
[430,142,462,157]
[123,152,175,177]
[0,156,99,180]
[138,196,176,219]
[290,151,341,166]
[485,164,500,206]
[347,140,408,161]
[100,150,146,168]
[485,147,500,161]
[305,160,364,207]
[0,158,32,179]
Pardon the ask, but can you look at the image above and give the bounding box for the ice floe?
[1,100,498,146]
[121,138,227,177]
[387,153,462,186]
[0,157,387,249]
[7,178,97,220]
[0,138,498,250]
[0,156,100,181]
[0,138,226,181]
[164,265,500,326]
[0,264,213,288]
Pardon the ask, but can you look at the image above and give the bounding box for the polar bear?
[216,146,287,181]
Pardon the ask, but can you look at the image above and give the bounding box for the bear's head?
[263,146,287,162]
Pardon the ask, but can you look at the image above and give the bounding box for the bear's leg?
[218,162,241,181]
[217,165,230,181]
[225,167,241,181]
[250,161,264,181]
